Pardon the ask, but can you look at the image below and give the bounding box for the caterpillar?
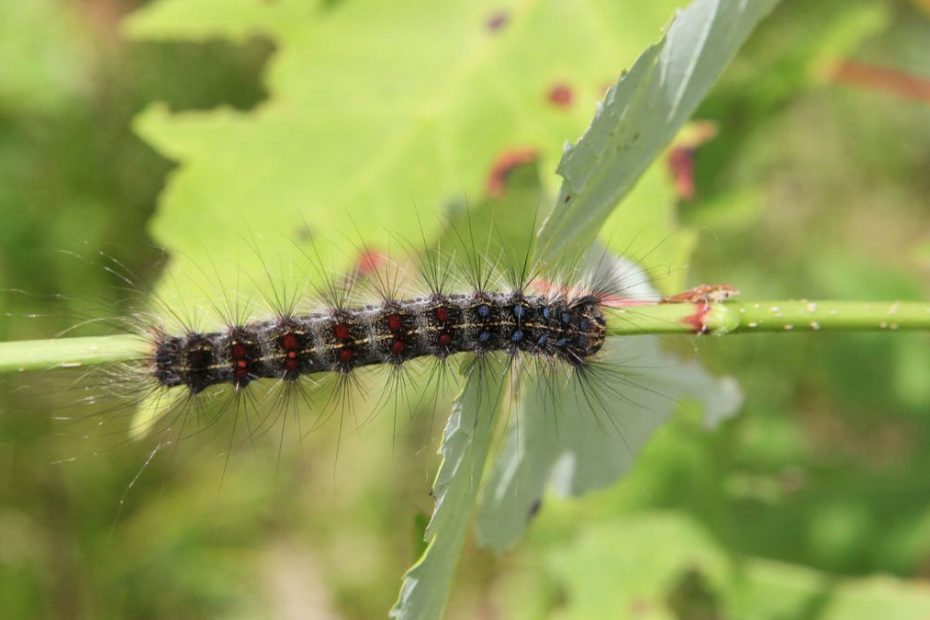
[121,237,654,441]
[151,291,607,392]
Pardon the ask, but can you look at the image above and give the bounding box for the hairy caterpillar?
[104,229,660,444]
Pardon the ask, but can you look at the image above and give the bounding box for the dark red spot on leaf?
[486,147,538,198]
[667,147,696,201]
[355,248,385,275]
[547,83,573,108]
[486,10,509,32]
[666,120,717,201]
[831,59,930,104]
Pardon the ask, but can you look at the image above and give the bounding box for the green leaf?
[537,0,780,262]
[0,0,91,113]
[735,560,930,619]
[125,0,686,307]
[476,330,742,551]
[390,357,507,620]
[544,512,930,620]
[545,513,729,619]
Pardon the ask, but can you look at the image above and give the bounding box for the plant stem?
[606,300,930,335]
[1,300,928,374]
[0,335,149,373]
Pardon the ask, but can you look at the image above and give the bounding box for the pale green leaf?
[476,332,742,551]
[537,0,781,262]
[126,0,686,308]
[390,358,507,620]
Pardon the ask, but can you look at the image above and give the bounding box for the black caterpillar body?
[152,292,607,394]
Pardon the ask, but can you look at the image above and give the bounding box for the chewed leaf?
[124,0,685,310]
[538,0,780,262]
[390,357,507,620]
[476,335,742,551]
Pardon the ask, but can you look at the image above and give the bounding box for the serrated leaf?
[390,357,507,620]
[476,334,742,551]
[125,0,686,307]
[537,0,780,262]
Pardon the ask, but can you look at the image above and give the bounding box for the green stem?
[0,334,149,373]
[1,300,928,374]
[606,300,930,335]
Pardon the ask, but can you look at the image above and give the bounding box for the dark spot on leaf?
[668,147,697,201]
[547,82,573,108]
[665,566,723,620]
[666,121,717,202]
[486,10,509,32]
[294,223,314,242]
[486,147,538,198]
[527,498,543,520]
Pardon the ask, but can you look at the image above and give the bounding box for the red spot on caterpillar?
[280,333,298,350]
[434,307,449,323]
[391,339,406,354]
[486,10,509,32]
[438,332,452,346]
[547,83,573,108]
[386,314,403,331]
[486,147,538,198]
[338,348,353,363]
[333,323,351,340]
[231,343,250,380]
[681,302,711,334]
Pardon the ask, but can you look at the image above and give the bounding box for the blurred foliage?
[0,0,929,619]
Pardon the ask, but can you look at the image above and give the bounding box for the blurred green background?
[1,0,930,618]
